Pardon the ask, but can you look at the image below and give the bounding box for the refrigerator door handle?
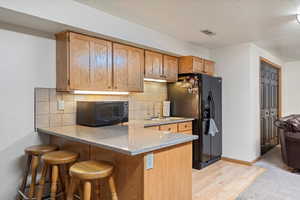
[208,91,215,119]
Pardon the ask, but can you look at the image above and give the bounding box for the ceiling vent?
[201,30,216,36]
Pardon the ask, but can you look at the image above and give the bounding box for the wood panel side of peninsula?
[50,136,192,200]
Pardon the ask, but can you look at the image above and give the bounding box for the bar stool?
[36,150,79,200]
[18,144,58,200]
[67,160,118,200]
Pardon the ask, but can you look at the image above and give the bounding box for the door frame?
[259,57,282,118]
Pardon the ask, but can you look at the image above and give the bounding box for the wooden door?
[113,43,144,92]
[69,33,91,90]
[193,57,204,73]
[90,38,113,90]
[163,55,178,82]
[260,61,279,155]
[145,51,163,79]
[204,59,215,76]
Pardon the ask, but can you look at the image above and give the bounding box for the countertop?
[37,124,198,156]
[143,117,195,127]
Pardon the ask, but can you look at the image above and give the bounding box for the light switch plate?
[57,100,64,110]
[145,153,154,170]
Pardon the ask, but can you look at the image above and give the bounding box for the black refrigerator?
[168,74,222,169]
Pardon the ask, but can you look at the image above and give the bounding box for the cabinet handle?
[168,128,171,131]
[108,86,111,89]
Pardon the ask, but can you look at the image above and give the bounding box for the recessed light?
[297,14,300,24]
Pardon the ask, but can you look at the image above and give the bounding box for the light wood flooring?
[192,160,266,200]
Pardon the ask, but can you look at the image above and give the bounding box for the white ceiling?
[75,0,300,61]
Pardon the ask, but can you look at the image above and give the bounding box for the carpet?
[237,146,300,200]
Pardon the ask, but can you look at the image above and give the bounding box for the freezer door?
[200,75,213,163]
[201,75,222,159]
[168,82,199,119]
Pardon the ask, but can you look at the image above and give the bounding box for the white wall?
[212,43,283,162]
[0,0,210,59]
[212,43,254,162]
[283,61,300,115]
[0,28,55,198]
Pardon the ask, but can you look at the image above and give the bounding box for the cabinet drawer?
[180,130,193,135]
[159,124,178,132]
[146,126,160,130]
[178,122,193,131]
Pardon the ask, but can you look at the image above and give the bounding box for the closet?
[260,59,280,155]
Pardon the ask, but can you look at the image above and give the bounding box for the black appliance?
[76,101,128,127]
[168,74,222,169]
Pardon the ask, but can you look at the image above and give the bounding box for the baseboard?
[221,156,260,166]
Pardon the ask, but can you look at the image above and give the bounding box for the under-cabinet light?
[73,90,129,95]
[297,14,300,24]
[144,78,167,83]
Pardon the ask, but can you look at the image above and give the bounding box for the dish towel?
[208,118,219,137]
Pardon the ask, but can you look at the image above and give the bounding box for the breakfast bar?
[38,124,197,200]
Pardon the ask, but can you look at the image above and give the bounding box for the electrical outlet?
[145,153,154,170]
[57,100,64,110]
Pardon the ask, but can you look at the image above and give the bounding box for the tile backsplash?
[35,82,168,129]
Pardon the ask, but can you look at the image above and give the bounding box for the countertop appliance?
[76,101,128,127]
[162,101,171,117]
[168,74,222,169]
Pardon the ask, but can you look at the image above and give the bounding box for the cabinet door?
[145,51,163,79]
[113,43,144,92]
[69,33,91,90]
[90,38,113,90]
[204,59,215,75]
[159,124,178,132]
[163,55,178,82]
[193,57,204,73]
[128,47,144,92]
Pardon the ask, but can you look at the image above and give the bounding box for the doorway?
[260,58,281,155]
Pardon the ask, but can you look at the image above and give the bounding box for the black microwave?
[76,101,128,127]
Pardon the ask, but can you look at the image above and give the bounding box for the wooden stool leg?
[36,164,48,200]
[67,177,79,200]
[94,180,100,200]
[108,176,118,200]
[58,166,66,198]
[18,155,32,199]
[50,165,59,200]
[83,181,92,200]
[28,155,39,199]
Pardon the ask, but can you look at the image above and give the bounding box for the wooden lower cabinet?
[146,121,193,135]
[159,123,178,132]
[50,136,192,200]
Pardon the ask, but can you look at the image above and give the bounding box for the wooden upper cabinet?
[68,33,90,90]
[113,43,144,92]
[145,51,163,79]
[203,59,215,76]
[179,56,214,75]
[56,32,112,91]
[89,38,113,90]
[163,55,178,82]
[193,57,204,73]
[179,56,203,74]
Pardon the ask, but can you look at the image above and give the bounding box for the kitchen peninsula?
[38,122,197,200]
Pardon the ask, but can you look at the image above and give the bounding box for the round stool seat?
[70,160,114,180]
[42,150,78,165]
[25,144,58,156]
